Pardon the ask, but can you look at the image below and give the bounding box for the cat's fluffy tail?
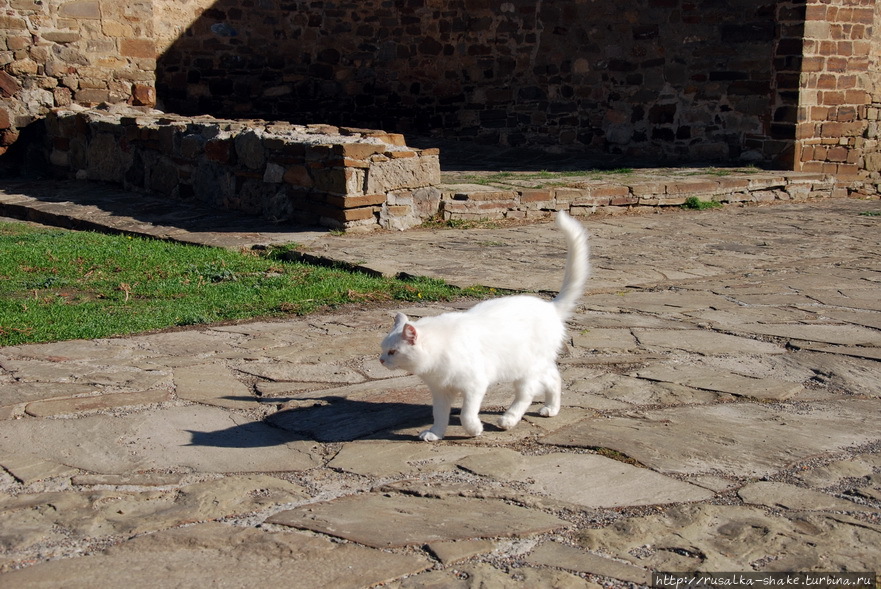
[552,210,590,320]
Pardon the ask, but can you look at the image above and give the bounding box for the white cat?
[379,211,590,441]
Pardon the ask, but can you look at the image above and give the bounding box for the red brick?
[341,206,378,222]
[588,184,630,198]
[326,193,386,208]
[332,143,383,159]
[629,182,667,197]
[458,190,516,201]
[826,146,848,162]
[572,195,611,206]
[850,7,875,25]
[120,38,156,59]
[520,189,552,202]
[666,180,720,195]
[805,4,827,20]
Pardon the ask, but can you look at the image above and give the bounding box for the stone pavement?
[1,183,881,586]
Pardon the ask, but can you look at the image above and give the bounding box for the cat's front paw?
[539,406,559,417]
[497,414,519,430]
[419,430,442,442]
[462,420,483,437]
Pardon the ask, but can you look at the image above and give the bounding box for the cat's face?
[379,313,419,372]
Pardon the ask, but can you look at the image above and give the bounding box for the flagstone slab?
[427,539,497,565]
[267,493,568,547]
[784,351,881,397]
[582,290,738,315]
[328,441,503,478]
[794,454,881,489]
[0,453,79,484]
[0,406,318,474]
[0,522,431,589]
[796,344,881,361]
[731,323,881,346]
[577,503,881,572]
[0,382,97,406]
[525,541,651,585]
[572,328,639,352]
[540,399,881,477]
[235,360,366,384]
[173,363,256,409]
[569,373,721,406]
[0,339,139,362]
[0,475,307,551]
[457,452,714,508]
[387,562,598,589]
[738,481,874,512]
[139,330,244,356]
[24,389,171,417]
[634,364,803,400]
[632,328,785,355]
[815,308,881,330]
[71,472,188,487]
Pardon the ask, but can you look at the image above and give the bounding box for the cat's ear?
[393,312,409,330]
[402,323,418,345]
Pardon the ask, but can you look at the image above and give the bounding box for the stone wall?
[42,107,441,230]
[0,0,158,158]
[1,0,880,192]
[157,0,793,167]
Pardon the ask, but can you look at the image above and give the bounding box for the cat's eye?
[387,350,396,356]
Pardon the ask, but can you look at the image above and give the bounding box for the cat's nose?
[379,357,385,365]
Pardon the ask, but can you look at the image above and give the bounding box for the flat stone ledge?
[437,168,845,221]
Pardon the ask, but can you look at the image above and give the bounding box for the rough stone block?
[629,182,668,197]
[553,188,589,203]
[456,190,517,202]
[282,165,313,187]
[365,154,440,194]
[666,180,720,195]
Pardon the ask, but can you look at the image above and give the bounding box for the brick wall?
[794,0,877,188]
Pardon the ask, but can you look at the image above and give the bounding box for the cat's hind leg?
[498,378,539,430]
[539,364,562,417]
[420,387,454,441]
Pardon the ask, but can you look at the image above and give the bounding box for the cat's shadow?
[186,395,493,446]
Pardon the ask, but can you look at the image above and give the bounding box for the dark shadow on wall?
[156,0,804,170]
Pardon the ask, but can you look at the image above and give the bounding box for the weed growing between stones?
[681,196,723,210]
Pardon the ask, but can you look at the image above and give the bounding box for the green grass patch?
[858,210,881,217]
[681,196,723,210]
[0,222,488,346]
